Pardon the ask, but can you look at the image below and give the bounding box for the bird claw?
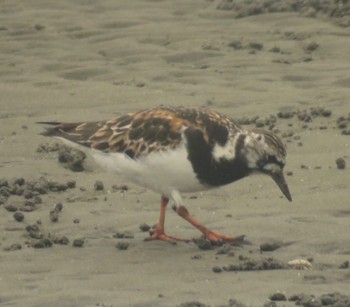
[204,232,245,245]
[147,226,190,244]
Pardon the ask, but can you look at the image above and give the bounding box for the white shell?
[287,259,312,270]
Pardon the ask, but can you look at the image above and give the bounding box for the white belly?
[91,145,206,196]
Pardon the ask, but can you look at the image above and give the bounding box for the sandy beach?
[1,1,350,306]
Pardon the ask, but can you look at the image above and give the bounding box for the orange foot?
[174,205,245,244]
[146,225,190,243]
[203,230,245,244]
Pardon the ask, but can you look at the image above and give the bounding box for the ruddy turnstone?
[39,106,292,243]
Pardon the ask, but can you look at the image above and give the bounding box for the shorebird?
[39,106,292,243]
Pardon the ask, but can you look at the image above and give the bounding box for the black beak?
[271,170,292,201]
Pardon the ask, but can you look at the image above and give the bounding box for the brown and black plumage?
[39,106,292,243]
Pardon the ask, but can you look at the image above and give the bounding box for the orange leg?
[147,195,189,243]
[173,205,245,244]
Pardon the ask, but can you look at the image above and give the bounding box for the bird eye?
[267,155,284,169]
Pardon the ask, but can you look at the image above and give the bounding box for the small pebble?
[53,236,70,245]
[139,223,151,232]
[32,238,52,248]
[322,108,332,116]
[212,266,223,273]
[23,190,34,199]
[227,299,247,307]
[336,157,346,169]
[249,42,263,50]
[14,178,25,186]
[73,218,80,224]
[269,46,281,53]
[1,187,12,197]
[270,293,287,301]
[238,254,249,261]
[24,200,35,207]
[113,232,134,239]
[49,203,64,222]
[25,224,40,233]
[94,180,104,191]
[228,40,242,49]
[20,206,36,212]
[277,111,294,119]
[304,42,319,52]
[13,212,24,222]
[216,244,233,255]
[58,147,86,172]
[338,121,348,128]
[66,180,76,189]
[73,238,85,247]
[116,242,129,250]
[260,242,282,252]
[193,238,212,250]
[26,225,42,239]
[0,198,7,206]
[264,302,277,307]
[34,24,45,31]
[112,184,129,192]
[50,182,68,192]
[0,179,9,187]
[4,204,18,212]
[3,243,22,251]
[50,211,59,222]
[54,203,63,212]
[33,196,42,204]
[339,261,349,269]
[191,255,202,260]
[178,301,209,307]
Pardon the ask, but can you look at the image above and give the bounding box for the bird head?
[242,128,292,201]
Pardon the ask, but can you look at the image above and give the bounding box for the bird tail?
[37,121,95,148]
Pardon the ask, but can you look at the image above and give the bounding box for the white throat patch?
[212,133,241,162]
[241,133,264,168]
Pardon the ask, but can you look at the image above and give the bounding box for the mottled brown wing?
[89,108,186,158]
[39,106,242,159]
[39,121,106,148]
[92,106,242,158]
[168,106,241,146]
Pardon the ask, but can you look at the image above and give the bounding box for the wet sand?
[0,1,350,306]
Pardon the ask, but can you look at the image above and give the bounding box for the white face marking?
[241,135,255,168]
[242,133,266,168]
[243,131,286,169]
[263,163,281,174]
[212,133,240,162]
[248,133,265,146]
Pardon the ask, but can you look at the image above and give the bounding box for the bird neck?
[185,128,250,186]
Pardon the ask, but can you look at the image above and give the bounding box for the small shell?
[288,259,312,270]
